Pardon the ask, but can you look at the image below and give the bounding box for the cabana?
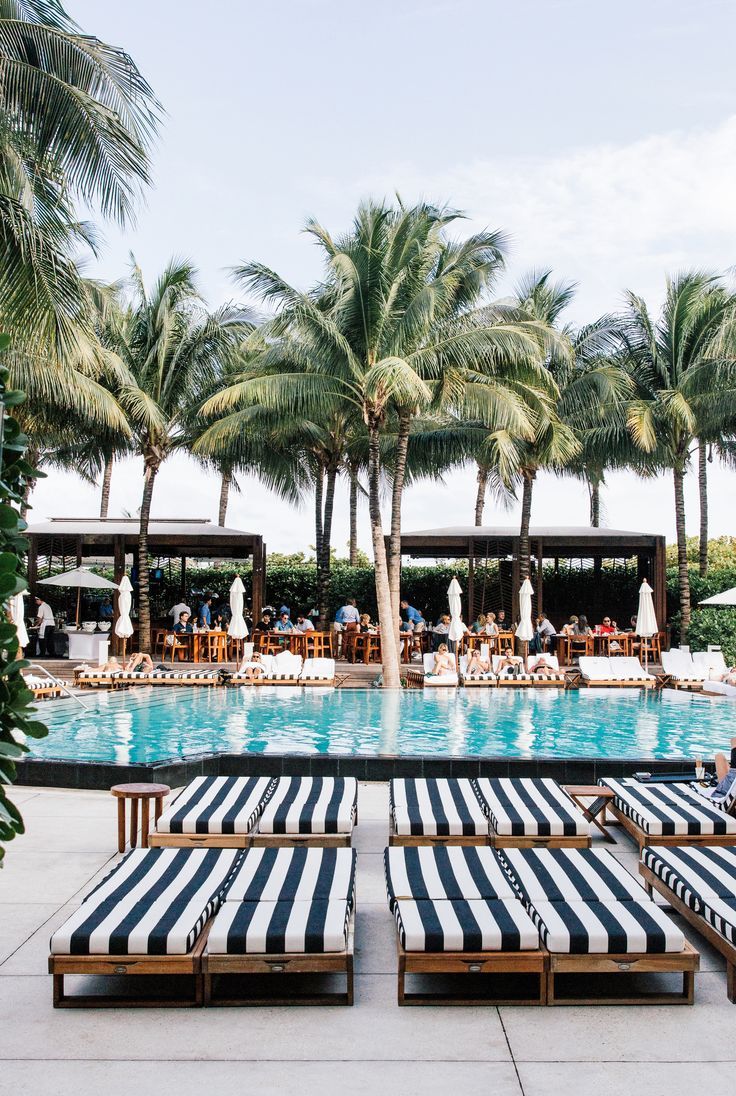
[26,518,266,651]
[398,525,667,628]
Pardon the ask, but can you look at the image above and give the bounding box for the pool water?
[28,686,733,765]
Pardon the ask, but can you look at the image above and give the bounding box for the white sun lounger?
[419,652,458,687]
[661,649,707,689]
[578,656,655,687]
[459,643,496,686]
[299,657,336,685]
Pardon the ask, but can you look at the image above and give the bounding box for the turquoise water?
[28,686,733,764]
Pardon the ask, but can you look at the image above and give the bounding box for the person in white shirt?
[169,600,191,625]
[295,615,315,633]
[34,597,55,657]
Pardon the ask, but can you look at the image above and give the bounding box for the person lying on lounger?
[712,738,736,796]
[527,656,557,677]
[237,652,267,680]
[428,643,456,677]
[465,649,491,677]
[496,647,524,676]
[125,652,154,673]
[100,656,121,672]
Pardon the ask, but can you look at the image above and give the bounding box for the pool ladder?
[27,663,91,712]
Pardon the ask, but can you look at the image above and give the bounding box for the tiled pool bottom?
[20,686,730,788]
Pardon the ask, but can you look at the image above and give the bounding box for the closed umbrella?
[114,576,134,659]
[515,579,535,655]
[38,566,119,627]
[447,577,464,656]
[9,592,28,650]
[636,578,658,669]
[227,575,248,661]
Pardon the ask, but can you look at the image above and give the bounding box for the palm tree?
[226,200,552,685]
[619,272,736,640]
[0,0,161,350]
[113,259,251,652]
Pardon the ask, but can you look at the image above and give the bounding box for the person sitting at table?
[496,609,508,629]
[495,646,524,676]
[98,597,114,621]
[399,617,414,634]
[196,593,213,630]
[238,651,267,680]
[274,611,295,632]
[470,613,488,634]
[295,613,314,633]
[174,610,193,634]
[576,615,593,636]
[484,611,500,637]
[253,610,274,633]
[597,615,615,634]
[465,648,491,677]
[125,652,154,673]
[627,614,638,632]
[428,642,455,677]
[560,615,579,637]
[532,612,556,653]
[359,613,376,634]
[528,655,558,677]
[432,613,451,641]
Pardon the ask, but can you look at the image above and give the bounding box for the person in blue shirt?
[400,599,423,626]
[335,598,360,626]
[196,593,213,629]
[98,597,114,620]
[274,611,295,632]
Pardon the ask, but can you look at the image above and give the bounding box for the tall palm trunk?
[316,462,338,621]
[349,465,359,566]
[518,469,535,581]
[698,441,708,576]
[314,465,324,566]
[589,479,600,527]
[99,454,113,519]
[674,464,691,643]
[367,418,400,687]
[218,467,232,526]
[137,458,160,654]
[474,463,488,526]
[388,410,411,623]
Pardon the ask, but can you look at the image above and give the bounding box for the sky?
[33,0,736,554]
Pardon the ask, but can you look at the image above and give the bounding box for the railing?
[27,663,91,711]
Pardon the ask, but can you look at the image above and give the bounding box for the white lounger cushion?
[393,897,539,952]
[257,777,357,835]
[642,845,736,911]
[225,847,356,903]
[208,897,351,953]
[609,657,655,681]
[693,650,728,678]
[703,680,736,698]
[602,778,736,835]
[661,649,706,682]
[458,654,494,681]
[422,653,458,686]
[475,778,590,837]
[390,778,489,837]
[384,845,517,904]
[501,847,645,903]
[300,658,336,680]
[270,651,303,678]
[50,848,242,955]
[156,776,275,835]
[578,656,611,680]
[234,654,277,679]
[529,898,684,954]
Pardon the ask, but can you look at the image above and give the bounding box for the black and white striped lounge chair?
[384,845,545,1004]
[75,667,221,688]
[204,846,356,1004]
[149,777,277,848]
[458,646,496,687]
[389,778,491,846]
[640,845,736,1002]
[474,778,591,848]
[501,847,698,1004]
[492,654,535,685]
[601,777,736,850]
[48,847,243,1006]
[251,777,358,847]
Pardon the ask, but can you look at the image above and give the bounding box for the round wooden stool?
[110,783,170,852]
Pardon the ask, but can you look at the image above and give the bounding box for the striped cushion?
[257,777,357,835]
[529,899,684,954]
[225,847,356,904]
[78,669,218,681]
[700,897,736,946]
[474,778,589,837]
[641,845,736,911]
[500,848,645,903]
[208,898,351,953]
[50,848,242,955]
[602,778,736,836]
[498,673,535,682]
[384,846,516,907]
[390,778,489,837]
[393,897,539,952]
[156,776,275,835]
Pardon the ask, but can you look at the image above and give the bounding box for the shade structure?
[38,566,119,627]
[699,587,736,606]
[515,579,535,642]
[9,592,28,649]
[227,575,248,639]
[114,576,134,658]
[447,577,465,645]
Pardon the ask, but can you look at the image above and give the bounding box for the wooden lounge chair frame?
[489,831,591,850]
[49,924,210,1008]
[544,940,698,1005]
[580,677,656,688]
[397,936,546,1005]
[388,814,489,848]
[148,830,253,849]
[29,685,65,699]
[203,909,354,1006]
[75,671,220,689]
[607,801,736,852]
[250,828,353,848]
[640,861,736,1003]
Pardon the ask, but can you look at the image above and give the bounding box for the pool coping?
[15,752,701,791]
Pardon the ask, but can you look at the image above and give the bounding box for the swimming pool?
[28,686,732,765]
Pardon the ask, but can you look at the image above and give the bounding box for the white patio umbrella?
[114,575,134,658]
[227,575,248,660]
[636,578,658,668]
[699,587,736,606]
[515,578,535,654]
[447,577,465,656]
[9,592,28,649]
[38,566,119,627]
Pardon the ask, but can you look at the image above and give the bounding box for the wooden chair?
[153,628,168,660]
[352,633,381,664]
[305,631,332,657]
[166,632,192,663]
[200,631,228,663]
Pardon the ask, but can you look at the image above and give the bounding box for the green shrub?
[686,608,736,665]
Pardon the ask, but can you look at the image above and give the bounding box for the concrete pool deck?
[1,782,734,1096]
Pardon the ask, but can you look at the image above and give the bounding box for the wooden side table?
[562,785,617,843]
[111,783,170,852]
